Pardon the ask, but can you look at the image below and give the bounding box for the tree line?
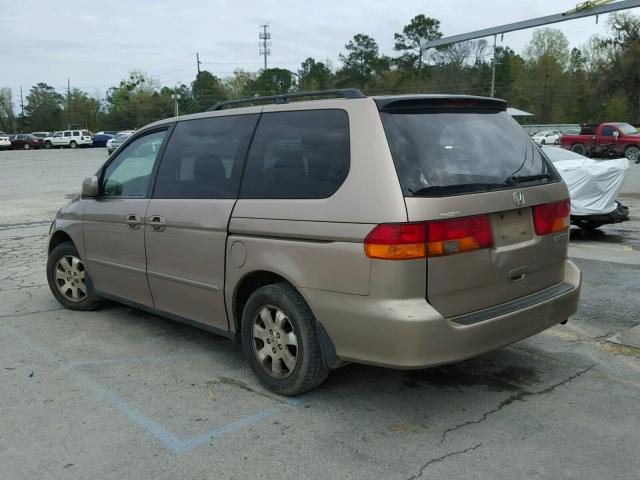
[2,12,640,133]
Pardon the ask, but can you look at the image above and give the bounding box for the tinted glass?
[240,110,350,199]
[101,130,167,197]
[153,114,259,199]
[64,132,71,137]
[380,110,560,197]
[601,126,616,137]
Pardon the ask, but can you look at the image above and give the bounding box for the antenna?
[259,23,271,70]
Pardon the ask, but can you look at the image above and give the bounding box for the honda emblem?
[513,191,525,206]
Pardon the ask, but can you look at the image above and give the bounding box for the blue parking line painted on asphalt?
[18,333,301,455]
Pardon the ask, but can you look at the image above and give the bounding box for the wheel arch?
[48,230,74,253]
[232,270,292,334]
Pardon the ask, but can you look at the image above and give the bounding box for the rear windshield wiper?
[508,173,552,184]
[409,183,508,196]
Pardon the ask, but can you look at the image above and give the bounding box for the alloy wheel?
[54,255,87,302]
[251,305,299,379]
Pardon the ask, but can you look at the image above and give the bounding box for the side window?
[54,132,62,138]
[64,131,71,137]
[240,110,350,199]
[601,126,616,137]
[153,114,258,199]
[101,130,167,198]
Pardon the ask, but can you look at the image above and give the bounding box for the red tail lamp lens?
[364,215,494,260]
[533,199,570,235]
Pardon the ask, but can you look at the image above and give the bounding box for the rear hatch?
[378,97,569,318]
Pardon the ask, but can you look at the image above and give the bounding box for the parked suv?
[47,90,581,395]
[44,130,93,149]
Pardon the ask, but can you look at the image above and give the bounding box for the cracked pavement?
[1,149,639,480]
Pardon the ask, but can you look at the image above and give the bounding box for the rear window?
[239,110,349,199]
[380,110,560,197]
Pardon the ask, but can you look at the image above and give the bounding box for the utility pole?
[196,52,202,75]
[67,78,71,129]
[171,93,181,117]
[490,35,497,98]
[19,86,24,133]
[259,23,271,70]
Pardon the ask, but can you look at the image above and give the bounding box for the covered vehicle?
[542,146,630,229]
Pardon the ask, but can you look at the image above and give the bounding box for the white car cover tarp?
[552,158,630,215]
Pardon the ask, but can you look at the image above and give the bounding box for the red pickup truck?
[561,122,640,163]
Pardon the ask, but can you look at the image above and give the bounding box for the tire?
[23,143,31,150]
[69,141,77,149]
[241,283,329,395]
[571,143,587,155]
[46,241,102,311]
[44,141,52,149]
[541,139,546,145]
[624,145,640,163]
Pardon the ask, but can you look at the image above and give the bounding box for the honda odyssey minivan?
[47,90,581,395]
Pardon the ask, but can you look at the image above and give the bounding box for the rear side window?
[64,132,71,137]
[380,110,560,197]
[153,114,258,199]
[240,110,349,199]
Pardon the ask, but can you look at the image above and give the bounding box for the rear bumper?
[303,259,581,369]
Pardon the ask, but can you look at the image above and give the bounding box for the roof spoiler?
[376,96,507,112]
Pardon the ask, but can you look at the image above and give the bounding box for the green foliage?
[393,15,442,71]
[297,58,334,91]
[191,71,227,107]
[24,83,65,131]
[336,34,390,88]
[246,68,294,96]
[0,88,16,133]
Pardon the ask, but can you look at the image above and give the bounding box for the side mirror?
[82,176,98,197]
[613,131,620,138]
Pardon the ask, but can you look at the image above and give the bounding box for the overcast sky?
[0,0,633,100]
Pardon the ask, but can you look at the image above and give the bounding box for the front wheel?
[241,283,329,395]
[44,141,52,149]
[625,146,640,163]
[46,241,102,310]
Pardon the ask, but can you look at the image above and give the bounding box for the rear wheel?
[47,242,102,310]
[241,283,329,395]
[541,139,546,145]
[571,143,586,155]
[23,143,31,150]
[69,141,77,149]
[624,146,640,163]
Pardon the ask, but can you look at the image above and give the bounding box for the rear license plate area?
[491,208,533,247]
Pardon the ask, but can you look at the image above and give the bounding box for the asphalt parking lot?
[1,148,639,480]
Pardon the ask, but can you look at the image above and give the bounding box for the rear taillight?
[364,223,426,260]
[364,215,494,260]
[533,199,570,235]
[427,215,493,257]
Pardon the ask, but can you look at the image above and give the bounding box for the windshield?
[617,123,638,135]
[380,110,560,196]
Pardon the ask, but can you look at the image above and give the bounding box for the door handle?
[148,215,166,232]
[125,214,141,230]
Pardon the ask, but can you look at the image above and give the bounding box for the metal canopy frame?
[423,0,640,97]
[425,0,640,48]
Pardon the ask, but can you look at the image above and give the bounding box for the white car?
[532,130,562,145]
[0,132,10,150]
[541,145,630,229]
[44,130,93,149]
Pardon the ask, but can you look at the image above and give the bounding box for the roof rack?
[207,89,366,112]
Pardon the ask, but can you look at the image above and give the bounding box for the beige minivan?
[47,90,581,395]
